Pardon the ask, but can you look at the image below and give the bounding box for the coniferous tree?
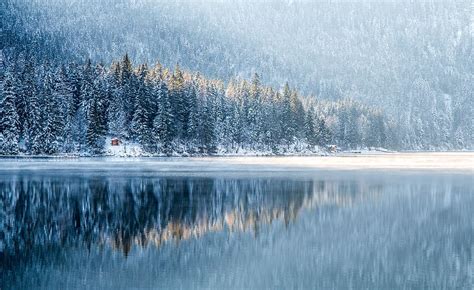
[347,108,361,149]
[86,94,106,154]
[290,91,305,139]
[317,118,331,147]
[0,73,20,154]
[248,73,262,146]
[0,54,404,155]
[304,106,317,146]
[41,72,64,154]
[337,108,348,148]
[199,98,217,154]
[20,59,42,154]
[107,62,127,139]
[15,62,30,139]
[281,83,293,146]
[132,65,152,149]
[153,80,173,154]
[169,64,187,139]
[186,83,199,145]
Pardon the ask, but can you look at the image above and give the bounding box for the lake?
[1,154,473,289]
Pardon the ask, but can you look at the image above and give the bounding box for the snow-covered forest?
[0,55,390,155]
[0,0,473,154]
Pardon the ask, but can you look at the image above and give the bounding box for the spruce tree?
[347,108,361,149]
[317,118,331,147]
[132,74,152,149]
[20,59,42,154]
[0,73,20,154]
[86,95,106,154]
[338,108,348,148]
[200,99,217,154]
[16,62,30,139]
[169,64,187,139]
[41,73,64,154]
[186,84,199,145]
[282,83,293,146]
[27,85,42,154]
[304,106,317,146]
[248,73,262,146]
[153,81,173,154]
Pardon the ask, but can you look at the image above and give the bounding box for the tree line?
[0,54,391,155]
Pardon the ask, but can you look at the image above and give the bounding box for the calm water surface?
[0,163,473,289]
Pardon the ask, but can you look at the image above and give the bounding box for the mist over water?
[1,169,473,289]
[1,0,473,287]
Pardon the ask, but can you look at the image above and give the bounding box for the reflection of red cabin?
[111,138,121,146]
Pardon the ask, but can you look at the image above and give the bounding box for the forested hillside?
[1,0,472,152]
[0,54,391,155]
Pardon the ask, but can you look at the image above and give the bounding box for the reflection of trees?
[0,176,378,257]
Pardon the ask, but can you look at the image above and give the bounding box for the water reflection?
[1,176,374,256]
[1,172,473,289]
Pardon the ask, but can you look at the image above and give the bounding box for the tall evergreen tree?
[304,106,317,146]
[86,94,106,154]
[169,64,188,139]
[20,59,42,153]
[27,84,42,154]
[132,65,153,149]
[282,83,293,146]
[153,80,173,154]
[317,118,331,147]
[41,72,64,154]
[0,73,20,154]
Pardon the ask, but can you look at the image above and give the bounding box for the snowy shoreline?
[0,149,393,159]
[3,149,474,160]
[0,152,472,173]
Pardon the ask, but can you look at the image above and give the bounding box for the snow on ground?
[104,138,149,157]
[0,153,472,173]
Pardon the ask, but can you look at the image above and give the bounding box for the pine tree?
[121,54,133,81]
[248,73,262,146]
[86,94,106,154]
[20,59,42,154]
[337,108,348,148]
[290,91,305,139]
[153,81,173,154]
[132,64,152,149]
[304,106,317,146]
[107,89,127,139]
[230,104,244,149]
[169,64,188,139]
[199,99,217,154]
[282,83,293,146]
[41,72,64,154]
[15,62,30,139]
[119,55,136,138]
[317,118,331,147]
[0,73,20,154]
[27,85,42,154]
[186,83,199,145]
[347,107,361,149]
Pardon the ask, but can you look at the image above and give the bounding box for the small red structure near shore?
[111,138,121,146]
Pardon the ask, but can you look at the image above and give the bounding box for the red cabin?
[111,138,121,146]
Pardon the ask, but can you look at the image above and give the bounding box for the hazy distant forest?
[1,0,472,155]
